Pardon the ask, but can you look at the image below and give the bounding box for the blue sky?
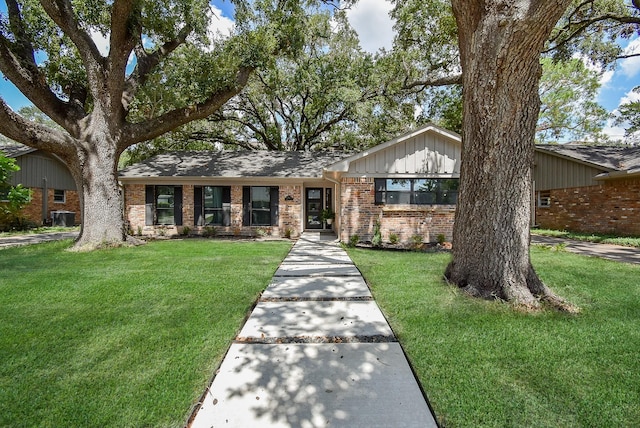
[1,0,638,140]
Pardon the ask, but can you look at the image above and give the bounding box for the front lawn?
[0,239,291,427]
[348,247,640,427]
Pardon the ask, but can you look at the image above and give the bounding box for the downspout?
[42,177,48,225]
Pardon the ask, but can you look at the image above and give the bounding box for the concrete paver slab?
[190,342,436,428]
[238,301,393,339]
[282,254,353,264]
[262,276,371,299]
[275,263,361,277]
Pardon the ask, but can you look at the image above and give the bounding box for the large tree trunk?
[446,0,573,308]
[70,142,126,250]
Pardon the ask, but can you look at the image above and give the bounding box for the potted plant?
[321,208,335,225]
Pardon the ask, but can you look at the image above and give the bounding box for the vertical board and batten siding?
[12,153,76,189]
[534,151,606,190]
[349,131,460,175]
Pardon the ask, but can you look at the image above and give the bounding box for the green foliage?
[0,155,32,231]
[436,233,446,245]
[348,234,359,247]
[537,58,609,143]
[613,86,640,144]
[372,221,382,248]
[388,232,399,245]
[348,247,640,427]
[409,234,423,251]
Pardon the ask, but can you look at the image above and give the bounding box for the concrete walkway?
[189,232,437,428]
[531,235,640,265]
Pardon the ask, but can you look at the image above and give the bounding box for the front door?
[305,188,323,229]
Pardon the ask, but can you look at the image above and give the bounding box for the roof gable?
[326,123,461,175]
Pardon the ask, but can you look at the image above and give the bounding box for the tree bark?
[446,0,573,308]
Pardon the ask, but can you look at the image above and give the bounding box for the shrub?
[349,234,359,247]
[388,233,399,245]
[437,233,446,245]
[372,221,382,248]
[181,226,191,236]
[410,234,424,251]
[203,226,217,237]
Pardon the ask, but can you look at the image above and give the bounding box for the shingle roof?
[0,143,36,158]
[535,145,640,172]
[118,150,353,179]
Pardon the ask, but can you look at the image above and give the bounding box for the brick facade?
[339,177,455,244]
[125,183,304,238]
[20,187,81,226]
[535,178,640,236]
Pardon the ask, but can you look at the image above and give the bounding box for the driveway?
[531,235,640,265]
[0,231,79,249]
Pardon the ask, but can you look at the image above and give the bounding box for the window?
[375,178,459,205]
[538,191,551,207]
[53,189,65,203]
[145,185,183,226]
[243,186,279,226]
[194,186,231,226]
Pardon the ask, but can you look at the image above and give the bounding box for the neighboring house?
[0,143,80,225]
[119,124,462,243]
[534,145,640,236]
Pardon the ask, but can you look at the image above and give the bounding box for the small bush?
[388,233,399,245]
[349,234,359,247]
[203,226,217,237]
[181,226,191,236]
[284,227,293,239]
[372,221,382,248]
[410,234,424,251]
[437,233,446,245]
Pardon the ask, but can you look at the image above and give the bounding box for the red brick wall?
[124,184,302,237]
[535,178,640,236]
[19,187,81,225]
[340,177,455,243]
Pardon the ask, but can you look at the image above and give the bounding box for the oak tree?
[0,0,317,249]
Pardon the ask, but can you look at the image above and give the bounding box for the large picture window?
[375,178,459,205]
[194,186,231,226]
[145,185,183,226]
[243,186,279,226]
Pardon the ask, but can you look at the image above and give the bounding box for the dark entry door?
[305,188,323,229]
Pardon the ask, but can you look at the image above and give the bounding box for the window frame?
[537,190,551,208]
[195,186,231,226]
[375,178,459,206]
[243,186,279,227]
[53,189,65,204]
[145,185,183,226]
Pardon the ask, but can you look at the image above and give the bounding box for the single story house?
[0,143,80,226]
[119,124,640,243]
[534,144,640,236]
[119,124,462,243]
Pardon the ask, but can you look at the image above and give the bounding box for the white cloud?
[343,0,395,53]
[619,88,640,105]
[90,29,110,56]
[599,69,615,87]
[207,5,235,40]
[620,38,640,78]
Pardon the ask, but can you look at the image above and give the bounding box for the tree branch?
[0,34,82,129]
[402,73,462,91]
[122,24,193,109]
[0,97,76,158]
[126,67,254,146]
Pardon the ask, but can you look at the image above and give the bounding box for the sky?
[1,0,638,141]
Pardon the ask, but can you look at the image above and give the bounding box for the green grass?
[0,239,291,427]
[348,248,640,427]
[532,228,640,248]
